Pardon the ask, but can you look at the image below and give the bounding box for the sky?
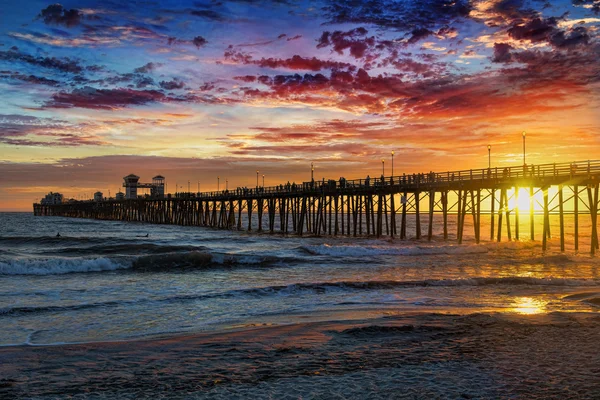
[0,0,599,210]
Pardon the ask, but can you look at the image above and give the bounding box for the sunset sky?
[1,0,599,210]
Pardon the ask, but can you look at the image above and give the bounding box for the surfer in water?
[56,232,61,237]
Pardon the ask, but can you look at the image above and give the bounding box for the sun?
[508,188,545,213]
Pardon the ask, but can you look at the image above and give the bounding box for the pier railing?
[180,159,600,199]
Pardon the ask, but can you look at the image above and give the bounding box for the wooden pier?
[34,160,600,254]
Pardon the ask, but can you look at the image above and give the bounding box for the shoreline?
[2,311,599,399]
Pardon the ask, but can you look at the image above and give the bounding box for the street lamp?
[217,176,220,192]
[382,159,385,175]
[311,162,314,181]
[488,145,491,169]
[522,131,526,165]
[226,179,228,191]
[391,151,394,176]
[256,170,259,187]
[188,180,190,194]
[262,174,265,187]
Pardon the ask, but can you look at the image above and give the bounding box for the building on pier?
[123,174,166,199]
[40,192,63,205]
[94,191,103,202]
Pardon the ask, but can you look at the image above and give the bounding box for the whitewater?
[0,212,599,346]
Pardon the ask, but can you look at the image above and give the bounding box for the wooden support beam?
[574,186,579,251]
[559,185,565,252]
[428,191,434,241]
[515,187,519,241]
[530,186,535,241]
[415,192,421,240]
[543,187,549,252]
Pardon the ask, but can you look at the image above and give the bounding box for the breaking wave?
[2,276,598,317]
[0,251,299,276]
[0,257,130,276]
[301,243,488,257]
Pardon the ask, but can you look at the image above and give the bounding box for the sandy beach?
[1,310,599,399]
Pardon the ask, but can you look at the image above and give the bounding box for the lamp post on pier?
[226,179,228,191]
[522,131,526,165]
[382,159,385,176]
[217,176,220,192]
[188,180,190,194]
[391,151,394,176]
[256,170,259,188]
[311,162,314,181]
[488,145,491,169]
[262,174,265,188]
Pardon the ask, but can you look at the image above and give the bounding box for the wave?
[0,257,130,276]
[47,243,206,256]
[300,243,488,257]
[0,250,299,275]
[0,235,137,247]
[3,276,597,318]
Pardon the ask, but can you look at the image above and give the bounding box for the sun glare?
[511,297,547,314]
[507,188,546,213]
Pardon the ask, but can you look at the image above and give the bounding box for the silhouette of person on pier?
[56,232,60,237]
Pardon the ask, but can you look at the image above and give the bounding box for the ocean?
[1,212,599,398]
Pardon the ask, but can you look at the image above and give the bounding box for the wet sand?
[1,311,600,399]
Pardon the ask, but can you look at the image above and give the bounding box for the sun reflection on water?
[511,297,548,314]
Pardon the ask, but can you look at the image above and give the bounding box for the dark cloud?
[224,49,355,72]
[233,75,257,82]
[572,0,600,14]
[507,17,560,43]
[549,26,590,48]
[316,28,374,58]
[491,42,514,63]
[287,35,302,41]
[0,50,83,73]
[46,87,167,109]
[406,28,434,45]
[322,0,470,32]
[134,62,162,73]
[159,79,185,90]
[256,55,355,71]
[168,36,208,49]
[192,36,208,49]
[190,9,224,21]
[0,71,60,86]
[0,114,106,147]
[508,17,591,49]
[38,3,82,28]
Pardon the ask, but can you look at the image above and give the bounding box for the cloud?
[159,79,185,90]
[0,49,83,73]
[224,49,356,72]
[492,42,514,63]
[133,62,162,73]
[192,36,208,49]
[38,3,82,28]
[572,0,600,14]
[45,87,167,109]
[322,0,471,32]
[0,114,106,147]
[316,28,375,58]
[0,71,60,86]
[190,9,224,21]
